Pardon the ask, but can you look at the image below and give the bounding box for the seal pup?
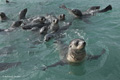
[0,62,21,71]
[59,4,112,20]
[19,8,27,20]
[57,14,65,21]
[42,39,106,71]
[0,12,8,22]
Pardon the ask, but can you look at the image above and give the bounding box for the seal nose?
[83,41,86,46]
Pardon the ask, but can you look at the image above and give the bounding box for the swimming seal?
[42,39,106,71]
[59,4,112,20]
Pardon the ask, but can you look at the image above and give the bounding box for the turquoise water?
[0,0,120,80]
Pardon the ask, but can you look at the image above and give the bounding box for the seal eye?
[53,19,58,24]
[41,17,46,21]
[74,40,79,47]
[0,12,6,18]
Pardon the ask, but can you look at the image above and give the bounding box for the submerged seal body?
[42,39,105,71]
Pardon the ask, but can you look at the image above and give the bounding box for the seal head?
[58,14,65,21]
[67,39,86,63]
[0,12,8,21]
[71,9,83,18]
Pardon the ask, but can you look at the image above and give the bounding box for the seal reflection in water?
[42,39,106,71]
[0,62,21,71]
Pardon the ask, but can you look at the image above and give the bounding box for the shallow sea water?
[0,0,120,80]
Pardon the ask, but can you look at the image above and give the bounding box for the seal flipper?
[98,5,112,12]
[87,49,106,60]
[41,60,66,71]
[0,62,21,71]
[87,6,100,11]
[81,18,91,24]
[19,8,27,20]
[0,29,5,32]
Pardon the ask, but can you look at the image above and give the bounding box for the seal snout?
[83,41,86,46]
[74,39,86,47]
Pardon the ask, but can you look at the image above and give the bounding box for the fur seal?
[0,12,8,22]
[49,19,59,33]
[19,8,27,20]
[60,4,112,18]
[42,39,106,71]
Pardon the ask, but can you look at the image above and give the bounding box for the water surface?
[0,0,120,80]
